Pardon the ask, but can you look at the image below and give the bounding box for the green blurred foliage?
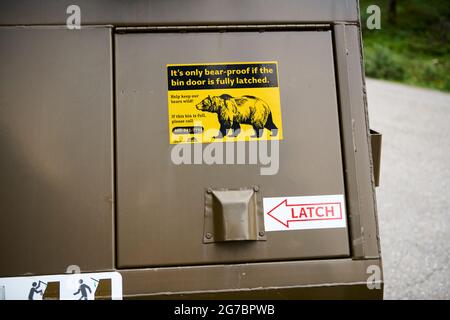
[360,0,450,91]
[364,44,405,80]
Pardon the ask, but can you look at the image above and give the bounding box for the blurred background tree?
[388,0,397,24]
[360,0,450,91]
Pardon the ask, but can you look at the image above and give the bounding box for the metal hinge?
[115,23,331,33]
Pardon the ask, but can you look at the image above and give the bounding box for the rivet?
[207,188,213,194]
[253,186,260,192]
[205,232,212,239]
[259,231,265,237]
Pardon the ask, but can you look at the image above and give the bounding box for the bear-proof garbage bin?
[0,0,383,299]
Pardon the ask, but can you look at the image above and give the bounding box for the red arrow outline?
[266,199,343,228]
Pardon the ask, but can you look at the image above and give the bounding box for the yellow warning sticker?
[167,61,283,144]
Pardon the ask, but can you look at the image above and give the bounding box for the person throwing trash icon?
[28,281,44,300]
[73,279,91,300]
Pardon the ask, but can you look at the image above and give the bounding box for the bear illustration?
[195,94,278,139]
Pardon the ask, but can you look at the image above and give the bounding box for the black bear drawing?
[195,94,278,138]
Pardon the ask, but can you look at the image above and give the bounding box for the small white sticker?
[0,272,122,300]
[264,194,347,232]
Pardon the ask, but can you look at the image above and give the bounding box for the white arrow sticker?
[263,194,347,232]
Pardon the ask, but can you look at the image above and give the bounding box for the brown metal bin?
[0,0,382,299]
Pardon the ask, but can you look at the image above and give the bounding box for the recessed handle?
[203,186,266,243]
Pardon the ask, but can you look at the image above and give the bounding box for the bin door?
[0,27,114,276]
[115,30,350,268]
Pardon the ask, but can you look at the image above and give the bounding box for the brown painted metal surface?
[0,0,359,26]
[0,0,382,299]
[203,187,266,243]
[370,130,382,187]
[333,24,381,259]
[115,30,350,268]
[120,258,383,299]
[0,27,115,276]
